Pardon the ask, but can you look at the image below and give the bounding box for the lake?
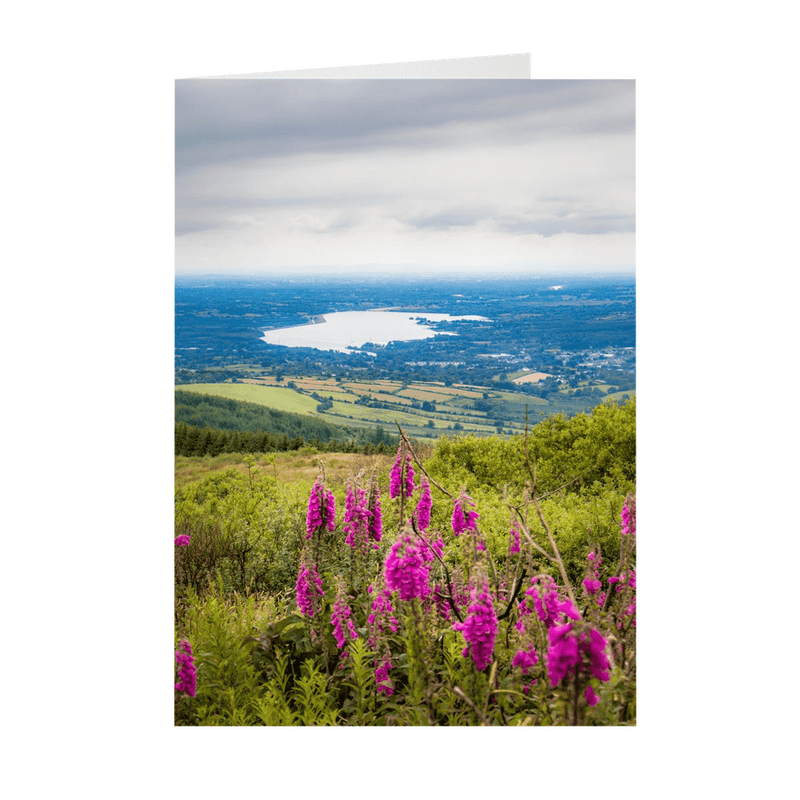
[261,310,489,354]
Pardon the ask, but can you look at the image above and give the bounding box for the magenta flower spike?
[331,586,358,650]
[296,559,324,618]
[512,643,539,676]
[306,479,336,539]
[585,685,599,706]
[547,623,581,687]
[451,499,466,535]
[546,622,611,689]
[526,575,580,628]
[174,534,191,547]
[415,477,432,530]
[369,484,383,545]
[375,655,394,696]
[175,639,197,697]
[405,452,416,498]
[389,446,404,499]
[452,582,498,671]
[509,520,521,554]
[384,534,431,601]
[451,492,479,536]
[305,480,323,539]
[621,495,636,537]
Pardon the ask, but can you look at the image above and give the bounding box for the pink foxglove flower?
[451,492,479,536]
[324,488,336,532]
[419,535,444,564]
[452,582,498,671]
[375,655,394,696]
[385,534,430,601]
[367,587,399,643]
[331,586,358,649]
[389,445,416,500]
[621,495,636,537]
[404,452,416,498]
[415,477,432,530]
[175,639,197,697]
[525,575,580,628]
[344,483,370,549]
[583,550,606,605]
[306,479,336,540]
[512,643,539,676]
[547,623,581,687]
[509,519,521,554]
[369,483,383,545]
[585,685,599,706]
[296,559,324,618]
[174,534,191,547]
[546,623,611,688]
[389,446,404,499]
[305,480,323,539]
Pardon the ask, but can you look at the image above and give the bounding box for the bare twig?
[496,567,527,621]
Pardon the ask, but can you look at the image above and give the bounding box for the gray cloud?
[175,79,635,274]
[176,79,633,170]
[494,213,636,237]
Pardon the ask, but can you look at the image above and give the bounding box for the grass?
[177,383,319,414]
[175,451,396,490]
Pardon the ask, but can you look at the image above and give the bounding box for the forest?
[174,397,636,726]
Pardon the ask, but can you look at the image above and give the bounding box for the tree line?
[175,421,397,458]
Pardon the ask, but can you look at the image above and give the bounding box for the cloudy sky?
[175,79,634,276]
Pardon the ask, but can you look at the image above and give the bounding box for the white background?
[3,2,795,797]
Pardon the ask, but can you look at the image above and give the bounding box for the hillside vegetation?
[175,398,636,726]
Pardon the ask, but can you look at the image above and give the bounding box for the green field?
[177,383,319,415]
[176,376,622,440]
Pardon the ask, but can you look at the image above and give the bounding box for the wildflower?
[344,483,370,549]
[451,492,479,536]
[621,495,636,537]
[525,575,580,628]
[405,452,416,498]
[375,655,394,696]
[331,585,358,649]
[389,444,415,499]
[296,558,324,618]
[306,479,336,540]
[585,685,599,706]
[389,448,403,499]
[509,519,521,554]
[385,534,430,601]
[546,623,611,688]
[583,578,602,595]
[415,477,432,530]
[512,643,539,676]
[367,589,400,636]
[547,623,581,687]
[584,627,611,682]
[419,535,444,564]
[368,482,383,545]
[175,639,197,697]
[174,534,191,547]
[452,582,498,671]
